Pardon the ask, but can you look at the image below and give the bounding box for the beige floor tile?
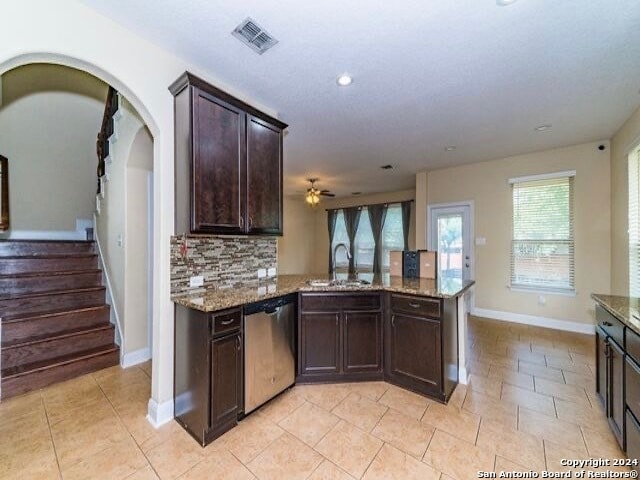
[278,401,340,447]
[511,350,547,366]
[145,430,206,480]
[518,361,565,383]
[180,449,255,479]
[332,392,388,432]
[60,437,149,480]
[488,365,535,390]
[421,402,481,444]
[246,432,323,480]
[346,382,390,401]
[530,344,572,359]
[140,361,153,378]
[422,429,495,480]
[114,400,159,445]
[362,443,440,480]
[377,385,430,420]
[581,425,627,458]
[297,384,352,411]
[0,390,44,428]
[127,465,160,480]
[570,352,596,367]
[562,369,596,389]
[468,359,492,377]
[219,412,285,464]
[493,456,529,472]
[0,434,60,480]
[42,375,105,425]
[479,352,519,369]
[477,418,545,470]
[0,407,50,447]
[371,408,435,458]
[554,397,611,433]
[534,377,590,406]
[468,373,502,399]
[517,407,587,455]
[315,420,383,479]
[447,384,468,409]
[50,400,129,468]
[258,388,306,423]
[462,389,518,430]
[543,439,631,475]
[139,421,189,454]
[545,355,592,376]
[308,460,355,480]
[501,384,556,416]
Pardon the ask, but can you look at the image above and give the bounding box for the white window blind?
[510,174,575,292]
[630,148,640,297]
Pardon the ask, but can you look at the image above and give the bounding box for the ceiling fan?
[305,178,335,206]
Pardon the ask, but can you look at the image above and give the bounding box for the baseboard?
[1,229,87,240]
[121,347,151,368]
[471,307,595,335]
[458,366,469,385]
[147,398,174,428]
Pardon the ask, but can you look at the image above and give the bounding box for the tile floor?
[0,316,632,479]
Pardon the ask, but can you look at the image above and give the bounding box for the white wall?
[1,0,281,427]
[277,196,318,274]
[416,141,611,329]
[0,64,106,234]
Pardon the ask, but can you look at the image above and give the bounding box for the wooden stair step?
[0,240,95,257]
[0,287,106,318]
[1,305,111,345]
[1,346,120,400]
[0,254,98,274]
[2,325,115,369]
[0,269,102,296]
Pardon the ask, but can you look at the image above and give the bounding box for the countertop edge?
[591,292,640,336]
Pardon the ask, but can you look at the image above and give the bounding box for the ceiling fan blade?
[320,192,335,197]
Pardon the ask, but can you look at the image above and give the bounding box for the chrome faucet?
[333,243,352,281]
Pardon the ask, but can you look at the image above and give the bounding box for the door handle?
[236,337,241,351]
[391,315,395,327]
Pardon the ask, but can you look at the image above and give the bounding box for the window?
[331,203,406,273]
[510,172,575,293]
[630,147,640,296]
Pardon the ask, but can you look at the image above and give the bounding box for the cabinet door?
[343,311,382,373]
[609,339,625,447]
[389,312,441,391]
[246,115,283,235]
[300,313,340,375]
[626,410,640,473]
[210,334,241,429]
[192,87,246,233]
[595,328,607,409]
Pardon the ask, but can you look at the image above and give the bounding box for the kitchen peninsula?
[172,274,474,446]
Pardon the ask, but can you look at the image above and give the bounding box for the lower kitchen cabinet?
[174,305,242,446]
[384,293,458,402]
[609,338,625,446]
[297,293,383,382]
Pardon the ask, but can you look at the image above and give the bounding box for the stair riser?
[0,271,102,296]
[1,307,111,345]
[0,256,98,275]
[1,349,120,400]
[0,241,95,257]
[0,289,105,318]
[2,327,115,369]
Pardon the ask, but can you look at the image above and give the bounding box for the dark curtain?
[401,201,412,251]
[368,204,388,274]
[343,207,362,274]
[327,209,338,274]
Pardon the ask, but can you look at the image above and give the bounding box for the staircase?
[0,240,119,400]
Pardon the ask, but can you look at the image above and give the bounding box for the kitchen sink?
[306,279,371,288]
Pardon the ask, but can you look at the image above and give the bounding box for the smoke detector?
[232,18,278,55]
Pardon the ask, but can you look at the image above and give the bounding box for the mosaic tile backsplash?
[170,235,277,295]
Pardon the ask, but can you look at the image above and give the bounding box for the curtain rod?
[325,199,414,212]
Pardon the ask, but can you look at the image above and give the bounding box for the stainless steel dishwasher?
[243,294,296,414]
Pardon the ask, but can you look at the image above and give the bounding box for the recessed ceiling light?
[380,164,393,170]
[496,0,518,5]
[444,146,456,151]
[534,124,552,132]
[336,74,353,87]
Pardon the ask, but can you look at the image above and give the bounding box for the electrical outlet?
[267,267,276,277]
[189,275,204,288]
[538,295,547,306]
[475,237,486,246]
[258,268,267,279]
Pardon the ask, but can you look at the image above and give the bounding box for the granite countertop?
[592,293,640,335]
[172,274,475,312]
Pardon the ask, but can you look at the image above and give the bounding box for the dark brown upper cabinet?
[170,72,286,235]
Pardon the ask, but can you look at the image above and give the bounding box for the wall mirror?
[0,155,9,231]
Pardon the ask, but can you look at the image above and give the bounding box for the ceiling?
[80,0,640,197]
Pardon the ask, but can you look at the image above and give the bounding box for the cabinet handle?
[391,315,395,327]
[249,217,253,229]
[240,216,245,228]
[602,321,613,327]
[336,315,339,326]
[236,337,241,351]
[604,340,610,358]
[220,318,235,326]
[408,302,421,308]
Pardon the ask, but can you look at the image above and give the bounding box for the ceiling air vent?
[232,18,278,55]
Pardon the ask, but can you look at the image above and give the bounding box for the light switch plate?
[258,268,267,279]
[189,275,204,288]
[475,237,487,246]
[267,267,277,277]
